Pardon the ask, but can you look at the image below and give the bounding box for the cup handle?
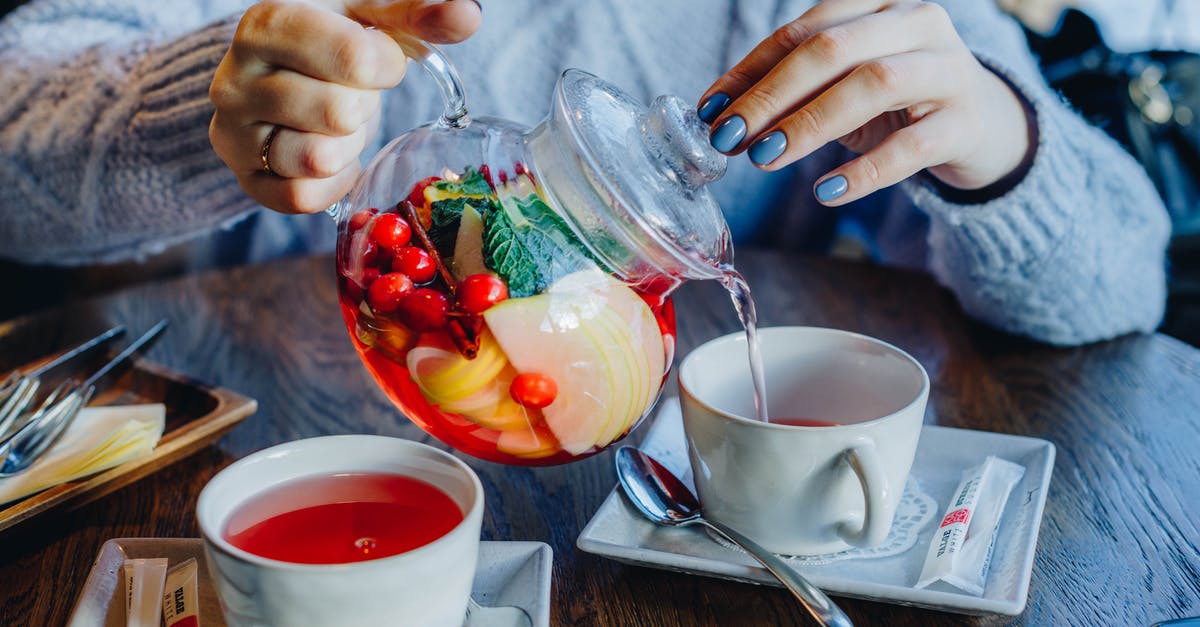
[836,439,890,548]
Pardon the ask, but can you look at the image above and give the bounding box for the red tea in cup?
[198,436,484,626]
[221,472,464,564]
[679,326,929,555]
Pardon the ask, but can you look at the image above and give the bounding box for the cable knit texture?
[0,0,1171,346]
[0,1,260,263]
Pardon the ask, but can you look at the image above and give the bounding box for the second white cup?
[679,326,929,556]
[196,435,484,627]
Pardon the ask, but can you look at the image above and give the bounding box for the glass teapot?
[332,37,731,465]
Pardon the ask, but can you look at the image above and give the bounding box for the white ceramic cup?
[679,326,929,556]
[196,435,484,627]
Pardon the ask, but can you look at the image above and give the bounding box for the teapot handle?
[324,14,473,220]
[345,3,472,130]
[389,33,471,130]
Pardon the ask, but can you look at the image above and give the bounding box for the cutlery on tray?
[0,320,168,477]
[0,325,125,439]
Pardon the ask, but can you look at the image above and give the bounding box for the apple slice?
[423,184,487,207]
[450,204,489,280]
[496,425,560,459]
[440,384,530,431]
[407,331,534,431]
[483,270,666,454]
[545,270,666,447]
[483,297,612,453]
[438,366,532,432]
[406,330,507,404]
[588,306,648,447]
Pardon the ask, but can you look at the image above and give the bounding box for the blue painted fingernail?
[710,115,746,153]
[697,93,731,124]
[815,175,848,202]
[748,131,787,166]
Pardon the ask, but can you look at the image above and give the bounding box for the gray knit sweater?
[0,0,1172,345]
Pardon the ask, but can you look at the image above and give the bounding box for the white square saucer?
[577,397,1055,616]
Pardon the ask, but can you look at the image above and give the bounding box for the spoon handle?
[702,518,854,627]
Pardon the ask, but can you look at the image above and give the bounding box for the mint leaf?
[427,198,464,258]
[516,195,613,273]
[432,166,491,196]
[428,196,498,259]
[482,206,543,297]
[480,193,611,297]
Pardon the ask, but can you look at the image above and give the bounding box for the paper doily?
[704,475,937,566]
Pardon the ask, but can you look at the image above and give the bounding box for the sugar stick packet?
[122,557,167,627]
[161,558,200,627]
[916,455,1025,595]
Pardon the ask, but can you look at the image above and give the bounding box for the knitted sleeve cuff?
[0,13,255,265]
[917,62,1039,205]
[88,15,259,263]
[900,54,1082,279]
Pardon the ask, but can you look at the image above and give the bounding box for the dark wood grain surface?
[0,250,1197,626]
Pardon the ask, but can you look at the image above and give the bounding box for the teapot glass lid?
[546,69,732,275]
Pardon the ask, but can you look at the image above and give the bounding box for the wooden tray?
[0,359,257,533]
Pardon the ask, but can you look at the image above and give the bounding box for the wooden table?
[0,250,1197,626]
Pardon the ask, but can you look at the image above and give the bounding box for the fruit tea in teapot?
[334,40,740,465]
[338,166,673,464]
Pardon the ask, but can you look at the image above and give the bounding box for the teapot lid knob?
[640,95,727,189]
[537,69,732,278]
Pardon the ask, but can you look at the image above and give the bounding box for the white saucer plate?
[577,398,1055,616]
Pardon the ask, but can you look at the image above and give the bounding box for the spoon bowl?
[614,445,702,525]
[614,446,854,627]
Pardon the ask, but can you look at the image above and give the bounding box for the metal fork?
[0,325,125,440]
[0,320,167,477]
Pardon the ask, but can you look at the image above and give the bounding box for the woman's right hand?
[209,0,482,215]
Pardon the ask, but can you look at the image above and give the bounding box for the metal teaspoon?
[614,446,854,627]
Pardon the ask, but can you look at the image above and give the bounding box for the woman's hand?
[209,0,481,214]
[697,0,1033,205]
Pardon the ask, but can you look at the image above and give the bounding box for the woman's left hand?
[697,0,1033,205]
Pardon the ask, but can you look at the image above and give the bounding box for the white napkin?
[0,404,165,505]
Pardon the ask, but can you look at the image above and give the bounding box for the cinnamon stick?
[398,200,481,359]
[399,200,457,294]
